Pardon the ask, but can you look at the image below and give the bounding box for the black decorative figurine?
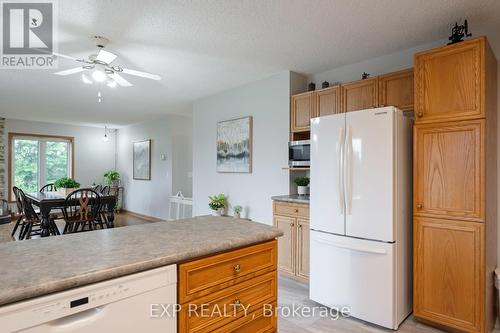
[448,19,472,45]
[321,81,329,89]
[361,72,370,80]
[308,82,316,91]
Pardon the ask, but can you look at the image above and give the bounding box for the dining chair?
[100,185,110,196]
[16,189,59,239]
[62,189,101,234]
[93,184,103,193]
[11,187,24,237]
[39,183,57,192]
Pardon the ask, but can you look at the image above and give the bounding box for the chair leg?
[11,215,23,237]
[24,223,33,240]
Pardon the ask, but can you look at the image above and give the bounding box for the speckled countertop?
[0,216,282,307]
[271,194,310,204]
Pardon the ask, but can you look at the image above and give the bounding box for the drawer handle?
[416,203,423,209]
[233,299,241,306]
[233,264,241,273]
[294,209,299,213]
[417,112,423,118]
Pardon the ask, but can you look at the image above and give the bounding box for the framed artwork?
[133,140,151,180]
[216,116,252,173]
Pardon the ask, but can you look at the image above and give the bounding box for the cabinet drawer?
[179,271,277,332]
[273,201,309,218]
[179,241,277,303]
[218,302,277,333]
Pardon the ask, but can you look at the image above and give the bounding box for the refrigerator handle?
[344,125,353,215]
[337,127,345,214]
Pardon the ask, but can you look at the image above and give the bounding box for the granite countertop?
[271,194,310,204]
[0,216,282,307]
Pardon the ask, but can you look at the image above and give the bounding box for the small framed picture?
[133,140,151,180]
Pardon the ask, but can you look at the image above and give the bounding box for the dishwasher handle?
[47,306,107,330]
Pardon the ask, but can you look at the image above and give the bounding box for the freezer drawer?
[309,231,398,329]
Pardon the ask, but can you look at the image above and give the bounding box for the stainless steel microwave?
[289,140,310,167]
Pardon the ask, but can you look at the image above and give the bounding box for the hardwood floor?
[1,212,160,242]
[277,275,500,333]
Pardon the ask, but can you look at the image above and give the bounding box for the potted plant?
[104,170,120,187]
[294,176,310,196]
[54,177,81,196]
[208,194,226,216]
[233,205,243,219]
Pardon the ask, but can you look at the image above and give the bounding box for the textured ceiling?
[1,0,499,126]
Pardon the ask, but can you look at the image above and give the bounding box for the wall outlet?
[160,154,167,161]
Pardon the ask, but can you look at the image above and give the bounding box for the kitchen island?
[0,216,282,332]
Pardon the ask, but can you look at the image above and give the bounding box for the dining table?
[25,191,117,237]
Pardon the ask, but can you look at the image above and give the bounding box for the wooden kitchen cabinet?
[414,119,484,222]
[273,215,296,275]
[413,37,497,333]
[414,38,486,123]
[315,85,341,117]
[378,68,414,111]
[414,217,484,333]
[296,218,310,279]
[341,77,378,113]
[273,201,309,282]
[291,91,315,132]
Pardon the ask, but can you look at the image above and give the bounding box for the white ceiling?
[1,0,499,127]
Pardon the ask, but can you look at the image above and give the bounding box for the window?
[9,133,73,198]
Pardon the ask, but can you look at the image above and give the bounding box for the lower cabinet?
[273,201,309,282]
[178,240,278,333]
[414,217,484,333]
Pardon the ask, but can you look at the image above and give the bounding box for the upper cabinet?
[341,77,378,113]
[315,85,341,117]
[379,68,414,111]
[291,91,315,132]
[414,38,484,123]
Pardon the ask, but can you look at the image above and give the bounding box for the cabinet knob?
[290,223,295,227]
[233,264,241,273]
[416,203,423,209]
[299,224,302,228]
[417,112,423,118]
[294,209,299,213]
[233,299,241,306]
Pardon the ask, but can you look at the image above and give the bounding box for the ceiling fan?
[52,36,161,88]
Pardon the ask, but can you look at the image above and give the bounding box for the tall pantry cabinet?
[413,37,497,333]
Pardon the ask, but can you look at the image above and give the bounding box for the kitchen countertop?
[0,216,282,307]
[271,194,310,204]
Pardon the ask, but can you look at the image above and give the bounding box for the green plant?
[233,205,242,214]
[54,177,80,189]
[208,194,226,211]
[104,170,120,185]
[293,176,310,187]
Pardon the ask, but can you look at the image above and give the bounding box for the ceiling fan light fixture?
[81,73,93,84]
[92,70,107,82]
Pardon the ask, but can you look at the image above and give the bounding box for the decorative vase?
[212,208,224,216]
[308,82,316,91]
[322,81,330,89]
[59,188,77,196]
[297,186,309,196]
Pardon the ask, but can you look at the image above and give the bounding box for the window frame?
[8,132,75,202]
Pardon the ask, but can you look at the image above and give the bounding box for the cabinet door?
[315,86,341,117]
[341,77,378,113]
[291,92,314,132]
[414,38,484,123]
[414,217,484,333]
[296,219,309,280]
[414,120,484,222]
[273,215,295,275]
[378,68,414,111]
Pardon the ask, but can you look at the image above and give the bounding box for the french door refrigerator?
[309,107,412,329]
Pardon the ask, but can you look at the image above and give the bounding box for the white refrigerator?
[309,107,412,330]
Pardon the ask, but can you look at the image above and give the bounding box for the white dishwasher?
[0,265,177,333]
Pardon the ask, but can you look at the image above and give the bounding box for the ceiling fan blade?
[121,68,161,81]
[109,73,133,87]
[96,50,117,64]
[54,67,86,76]
[52,52,87,62]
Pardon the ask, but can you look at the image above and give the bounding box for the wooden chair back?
[62,189,101,224]
[40,183,57,192]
